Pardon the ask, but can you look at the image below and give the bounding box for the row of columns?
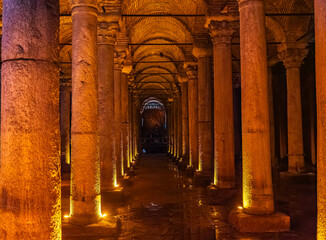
[1,0,326,238]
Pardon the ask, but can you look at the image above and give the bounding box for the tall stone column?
[60,78,72,171]
[0,0,61,238]
[209,20,237,189]
[192,44,213,184]
[181,81,189,164]
[315,0,326,238]
[114,52,125,178]
[229,0,289,232]
[121,69,132,171]
[70,0,101,225]
[185,64,198,173]
[98,21,118,190]
[178,93,183,160]
[278,44,308,174]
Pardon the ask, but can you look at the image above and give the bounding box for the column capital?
[277,43,308,69]
[114,51,126,70]
[208,20,239,44]
[97,21,119,45]
[184,63,198,81]
[192,35,213,58]
[71,0,99,10]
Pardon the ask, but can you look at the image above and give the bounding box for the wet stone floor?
[62,154,316,240]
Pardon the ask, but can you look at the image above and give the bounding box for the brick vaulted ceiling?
[1,0,313,103]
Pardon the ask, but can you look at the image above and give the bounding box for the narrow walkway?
[64,154,316,239]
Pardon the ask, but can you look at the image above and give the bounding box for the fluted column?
[60,78,72,170]
[278,44,308,174]
[229,0,289,232]
[98,21,118,190]
[315,0,326,238]
[70,0,101,225]
[209,20,237,189]
[192,44,213,182]
[114,52,125,178]
[185,64,199,171]
[0,0,61,238]
[181,81,189,164]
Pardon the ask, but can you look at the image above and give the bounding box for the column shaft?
[114,65,123,177]
[198,57,213,174]
[181,82,189,163]
[188,73,199,169]
[286,67,305,173]
[60,80,72,167]
[315,0,326,238]
[70,3,100,224]
[211,27,236,188]
[239,0,274,214]
[98,29,116,190]
[121,73,130,170]
[0,0,61,238]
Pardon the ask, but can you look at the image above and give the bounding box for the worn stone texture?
[315,0,326,239]
[0,0,61,239]
[238,0,274,215]
[70,4,101,225]
[186,65,199,170]
[121,73,130,170]
[181,82,189,163]
[98,41,116,191]
[211,21,236,189]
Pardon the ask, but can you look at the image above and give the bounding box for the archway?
[140,99,167,153]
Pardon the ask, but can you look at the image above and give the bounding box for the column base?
[102,187,125,202]
[186,166,195,178]
[229,209,290,233]
[121,175,132,187]
[280,171,316,184]
[207,185,237,205]
[63,219,118,238]
[193,171,211,186]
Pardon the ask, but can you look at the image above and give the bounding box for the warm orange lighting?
[115,183,120,188]
[238,206,243,210]
[64,215,70,219]
[101,213,108,218]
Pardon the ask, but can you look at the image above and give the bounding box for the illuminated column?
[0,0,61,238]
[193,44,213,182]
[114,51,125,177]
[178,93,183,160]
[98,21,118,190]
[70,0,101,225]
[171,98,176,157]
[229,0,289,232]
[181,81,189,164]
[167,102,173,155]
[315,0,326,238]
[278,44,308,174]
[60,77,72,169]
[209,20,237,188]
[121,68,132,171]
[185,64,199,171]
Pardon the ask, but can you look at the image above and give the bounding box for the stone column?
[60,78,72,172]
[209,20,237,189]
[267,66,277,174]
[192,44,213,184]
[121,70,131,171]
[278,44,308,174]
[114,51,125,178]
[70,0,100,225]
[98,21,118,190]
[185,64,198,173]
[0,0,61,238]
[181,81,189,164]
[178,93,183,160]
[229,0,289,232]
[315,0,326,238]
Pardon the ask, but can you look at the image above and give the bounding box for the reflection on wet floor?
[63,154,316,240]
